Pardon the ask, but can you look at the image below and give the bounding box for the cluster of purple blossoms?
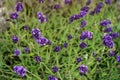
[52,66,59,73]
[86,0,91,5]
[80,42,87,49]
[81,20,87,28]
[103,34,114,48]
[78,65,88,75]
[100,19,111,27]
[90,2,103,15]
[105,0,111,4]
[37,12,48,23]
[38,0,44,3]
[65,0,71,4]
[10,2,24,19]
[80,31,93,40]
[116,55,120,62]
[109,32,119,39]
[76,57,82,63]
[104,27,113,33]
[54,4,60,10]
[109,51,115,56]
[54,46,61,52]
[63,42,68,48]
[13,66,26,77]
[69,6,89,23]
[35,55,41,63]
[68,34,72,40]
[14,49,20,56]
[12,35,19,43]
[32,28,50,46]
[48,75,58,80]
[24,47,30,53]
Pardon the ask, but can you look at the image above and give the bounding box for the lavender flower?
[23,25,29,31]
[110,32,119,39]
[80,31,93,40]
[78,65,88,75]
[35,55,41,63]
[54,46,61,52]
[76,57,82,63]
[105,0,111,4]
[109,51,115,56]
[96,57,101,61]
[86,0,91,5]
[65,0,71,4]
[63,42,68,48]
[69,14,81,23]
[54,4,60,10]
[14,49,20,56]
[47,40,52,45]
[100,19,111,27]
[104,27,112,32]
[10,12,18,19]
[37,12,48,23]
[103,34,114,48]
[48,75,58,80]
[116,55,120,62]
[16,2,24,12]
[68,34,72,40]
[81,20,87,28]
[80,42,87,49]
[79,11,87,18]
[12,35,19,43]
[24,47,30,53]
[32,28,41,39]
[38,0,44,3]
[36,36,48,46]
[52,66,59,73]
[80,6,89,12]
[13,66,26,77]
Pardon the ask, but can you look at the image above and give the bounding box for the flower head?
[100,19,111,27]
[13,66,26,77]
[80,31,93,40]
[54,4,60,10]
[116,55,120,62]
[110,32,119,39]
[38,0,44,3]
[63,42,68,48]
[105,0,111,4]
[104,27,112,33]
[32,28,41,39]
[14,49,20,56]
[52,66,59,73]
[86,0,91,5]
[78,65,88,75]
[35,55,41,63]
[54,46,61,52]
[36,36,48,46]
[76,57,82,63]
[16,2,24,12]
[81,20,87,28]
[10,12,18,19]
[68,34,72,40]
[109,51,115,56]
[48,75,58,80]
[65,0,71,4]
[37,12,48,23]
[80,42,87,49]
[12,35,19,43]
[24,47,30,53]
[80,6,89,12]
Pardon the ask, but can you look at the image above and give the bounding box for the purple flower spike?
[38,0,44,3]
[104,27,112,33]
[63,42,68,48]
[36,36,48,46]
[37,12,48,23]
[10,12,18,19]
[78,65,88,75]
[81,20,87,28]
[109,51,115,56]
[100,19,111,27]
[116,55,120,62]
[48,75,58,80]
[80,6,89,12]
[24,47,30,53]
[14,49,20,56]
[80,31,93,40]
[103,34,114,48]
[32,28,41,39]
[65,0,71,4]
[80,42,87,49]
[52,66,59,73]
[76,57,82,63]
[68,34,72,40]
[110,32,119,39]
[13,66,26,77]
[105,0,111,4]
[86,0,91,5]
[35,55,41,63]
[12,35,19,43]
[24,25,29,31]
[54,46,61,52]
[54,4,60,10]
[16,2,24,12]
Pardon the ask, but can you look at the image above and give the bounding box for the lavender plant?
[0,0,120,80]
